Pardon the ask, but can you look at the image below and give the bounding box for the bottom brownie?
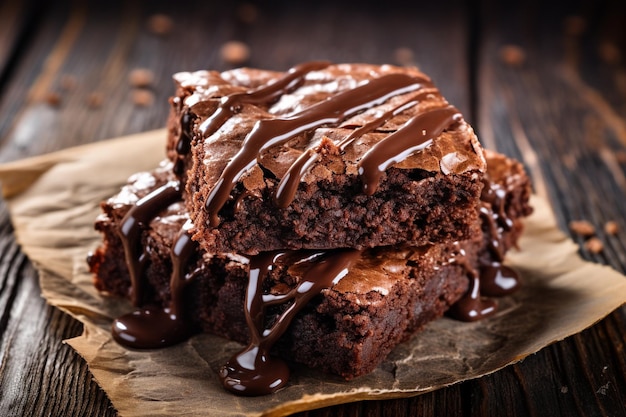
[88,150,532,382]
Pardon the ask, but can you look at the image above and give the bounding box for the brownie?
[166,63,487,255]
[88,151,531,380]
[90,62,533,395]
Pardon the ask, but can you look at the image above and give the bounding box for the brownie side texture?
[166,63,487,255]
[89,151,531,379]
[91,192,472,378]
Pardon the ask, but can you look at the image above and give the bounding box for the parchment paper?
[0,129,625,417]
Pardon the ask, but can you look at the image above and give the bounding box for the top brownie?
[167,62,486,255]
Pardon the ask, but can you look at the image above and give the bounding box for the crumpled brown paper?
[0,129,625,417]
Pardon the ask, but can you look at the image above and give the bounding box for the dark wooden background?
[1,0,625,415]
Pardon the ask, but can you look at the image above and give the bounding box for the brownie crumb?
[128,68,155,88]
[598,42,621,64]
[147,14,174,36]
[60,74,77,91]
[563,15,587,36]
[237,3,259,24]
[499,45,526,67]
[87,92,104,108]
[569,220,595,237]
[220,41,250,65]
[604,221,619,235]
[394,47,415,66]
[45,92,62,107]
[131,89,155,107]
[584,237,604,254]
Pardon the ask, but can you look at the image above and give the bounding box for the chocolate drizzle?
[174,61,331,177]
[118,182,181,306]
[112,182,199,349]
[477,178,520,297]
[448,177,520,321]
[204,72,431,226]
[199,61,331,137]
[173,110,196,175]
[220,249,361,396]
[447,242,497,321]
[274,93,432,208]
[358,105,461,195]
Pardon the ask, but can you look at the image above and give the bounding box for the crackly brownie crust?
[166,63,486,255]
[89,151,531,379]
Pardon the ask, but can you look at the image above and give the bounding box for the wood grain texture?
[0,0,624,416]
[476,1,626,416]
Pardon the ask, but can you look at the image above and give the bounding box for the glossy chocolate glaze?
[449,176,521,321]
[113,182,199,349]
[173,110,196,175]
[118,181,181,306]
[358,105,461,195]
[274,93,430,207]
[173,61,330,177]
[203,72,430,226]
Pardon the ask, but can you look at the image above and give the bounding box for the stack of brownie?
[88,62,532,396]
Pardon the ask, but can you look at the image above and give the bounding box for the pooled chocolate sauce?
[220,249,361,395]
[112,306,194,349]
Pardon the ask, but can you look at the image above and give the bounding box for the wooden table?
[1,0,625,415]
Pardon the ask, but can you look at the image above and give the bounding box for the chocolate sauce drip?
[118,182,181,306]
[358,105,461,195]
[478,178,520,295]
[173,110,196,175]
[447,243,497,321]
[170,229,200,316]
[479,262,519,297]
[480,179,514,261]
[113,182,199,349]
[449,178,521,321]
[274,92,432,208]
[205,73,429,225]
[220,249,361,395]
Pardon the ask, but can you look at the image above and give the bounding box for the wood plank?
[477,0,626,416]
[0,0,40,86]
[0,202,116,417]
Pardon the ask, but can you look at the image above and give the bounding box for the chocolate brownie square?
[166,63,486,255]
